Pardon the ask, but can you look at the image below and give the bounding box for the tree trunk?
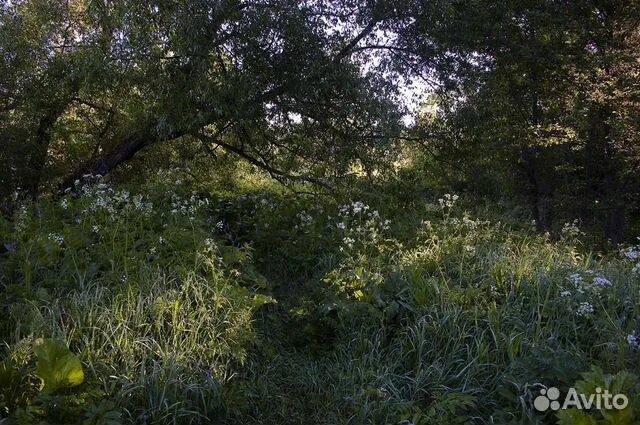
[60,126,184,191]
[25,109,64,197]
[521,56,553,231]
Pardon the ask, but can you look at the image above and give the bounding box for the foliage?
[556,367,640,425]
[0,181,273,424]
[33,338,85,394]
[1,0,640,423]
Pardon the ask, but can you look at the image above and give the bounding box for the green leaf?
[557,409,597,425]
[33,338,84,393]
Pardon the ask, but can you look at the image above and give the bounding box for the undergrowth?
[1,179,640,424]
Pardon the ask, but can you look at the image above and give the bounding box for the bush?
[0,182,272,424]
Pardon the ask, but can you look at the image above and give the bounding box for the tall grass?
[1,183,639,424]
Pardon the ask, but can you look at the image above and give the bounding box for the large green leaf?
[33,338,84,394]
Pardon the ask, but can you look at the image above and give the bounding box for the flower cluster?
[14,205,28,234]
[568,273,584,287]
[627,332,639,349]
[622,242,640,260]
[295,211,314,228]
[592,276,613,287]
[560,219,584,240]
[342,237,355,249]
[48,233,65,246]
[170,192,208,217]
[438,193,459,209]
[335,201,391,251]
[77,182,154,219]
[339,201,370,216]
[621,243,640,274]
[566,271,613,294]
[576,302,594,316]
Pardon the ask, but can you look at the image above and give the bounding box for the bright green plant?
[557,367,639,425]
[33,338,84,394]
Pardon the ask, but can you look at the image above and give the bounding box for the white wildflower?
[343,237,355,249]
[336,222,346,230]
[568,273,584,286]
[297,211,313,226]
[15,205,28,234]
[623,246,640,260]
[560,290,572,297]
[576,302,594,317]
[352,201,365,214]
[48,233,64,246]
[439,193,458,209]
[561,219,583,239]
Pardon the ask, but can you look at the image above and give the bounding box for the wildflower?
[576,302,594,317]
[48,233,64,246]
[343,237,355,249]
[561,219,583,239]
[560,290,572,297]
[297,211,313,226]
[352,201,365,214]
[336,222,346,230]
[215,220,224,230]
[15,206,28,234]
[592,276,613,287]
[91,225,100,234]
[132,195,145,210]
[627,332,639,349]
[203,238,216,251]
[159,236,165,244]
[60,199,69,209]
[438,193,459,209]
[622,245,640,261]
[568,273,584,286]
[149,246,157,255]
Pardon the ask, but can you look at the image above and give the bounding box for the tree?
[389,0,640,243]
[0,0,402,200]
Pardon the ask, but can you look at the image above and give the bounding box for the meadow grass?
[1,181,639,424]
